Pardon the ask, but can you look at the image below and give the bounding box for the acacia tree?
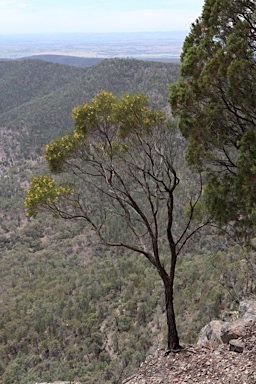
[25,91,209,350]
[169,0,256,242]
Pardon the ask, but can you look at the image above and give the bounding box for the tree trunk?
[164,279,181,350]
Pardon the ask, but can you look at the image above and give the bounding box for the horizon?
[0,30,189,59]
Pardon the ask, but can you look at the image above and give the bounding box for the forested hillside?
[0,60,85,115]
[0,58,255,384]
[0,58,179,163]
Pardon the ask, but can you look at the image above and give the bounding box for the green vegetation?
[169,0,256,242]
[0,59,84,115]
[0,44,255,384]
[25,91,210,350]
[1,215,254,383]
[0,58,179,160]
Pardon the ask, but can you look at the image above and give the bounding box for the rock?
[239,300,256,322]
[197,320,226,347]
[229,339,245,353]
[220,319,247,343]
[239,299,256,315]
[122,301,256,383]
[197,299,256,351]
[221,310,239,322]
[123,326,256,384]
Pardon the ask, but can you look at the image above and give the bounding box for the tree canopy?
[25,91,209,350]
[169,0,256,242]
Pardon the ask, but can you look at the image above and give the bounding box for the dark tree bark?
[164,278,180,350]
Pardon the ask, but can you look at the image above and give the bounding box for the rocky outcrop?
[197,299,256,352]
[123,335,256,383]
[123,299,256,384]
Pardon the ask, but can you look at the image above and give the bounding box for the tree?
[25,91,209,350]
[169,0,256,243]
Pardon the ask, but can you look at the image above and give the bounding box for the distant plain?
[0,31,186,61]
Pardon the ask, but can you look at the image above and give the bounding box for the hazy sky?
[0,0,205,34]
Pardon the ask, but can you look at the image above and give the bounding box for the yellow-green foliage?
[72,91,118,134]
[25,176,71,217]
[44,134,78,173]
[25,91,167,218]
[44,91,164,169]
[114,93,165,138]
[72,91,165,138]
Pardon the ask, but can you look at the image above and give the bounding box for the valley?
[0,56,255,384]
